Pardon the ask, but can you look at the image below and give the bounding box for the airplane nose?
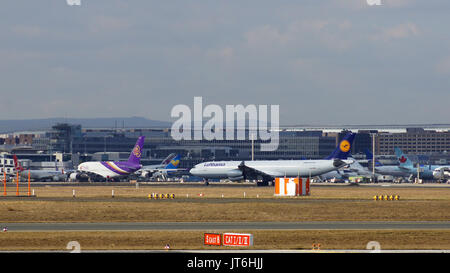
[189,168,198,176]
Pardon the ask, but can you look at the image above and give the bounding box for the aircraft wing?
[398,166,413,171]
[237,161,283,180]
[156,168,186,173]
[140,167,162,172]
[63,169,77,175]
[140,167,186,173]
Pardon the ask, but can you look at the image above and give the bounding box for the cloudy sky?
[1,0,450,125]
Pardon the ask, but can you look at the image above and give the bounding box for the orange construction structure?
[274,177,310,196]
[2,170,33,197]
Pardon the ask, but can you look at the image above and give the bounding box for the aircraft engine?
[333,159,346,168]
[228,176,244,181]
[227,169,244,181]
[69,173,79,181]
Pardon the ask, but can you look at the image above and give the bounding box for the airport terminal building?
[68,127,344,169]
[3,123,450,169]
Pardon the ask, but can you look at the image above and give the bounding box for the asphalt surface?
[3,221,450,231]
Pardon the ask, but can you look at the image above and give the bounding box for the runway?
[3,221,450,231]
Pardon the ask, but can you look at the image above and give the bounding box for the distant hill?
[0,117,172,133]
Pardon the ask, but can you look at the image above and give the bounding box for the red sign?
[223,233,253,247]
[204,233,222,246]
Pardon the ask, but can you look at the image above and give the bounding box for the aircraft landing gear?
[257,179,272,187]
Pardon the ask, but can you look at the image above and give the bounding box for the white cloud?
[372,22,420,41]
[332,0,418,9]
[244,25,291,49]
[244,19,354,52]
[0,1,448,124]
[383,0,418,7]
[205,47,234,61]
[10,25,46,38]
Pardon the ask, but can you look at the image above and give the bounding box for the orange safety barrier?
[275,177,310,196]
[3,171,6,196]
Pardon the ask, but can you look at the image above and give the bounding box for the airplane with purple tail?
[77,136,145,181]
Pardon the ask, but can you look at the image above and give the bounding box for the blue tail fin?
[161,153,177,165]
[394,147,413,168]
[326,132,356,160]
[365,149,373,161]
[127,136,145,165]
[365,148,383,166]
[165,154,180,170]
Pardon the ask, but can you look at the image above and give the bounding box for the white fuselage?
[374,166,412,177]
[433,166,450,180]
[78,162,116,178]
[321,160,375,180]
[190,159,353,179]
[78,161,140,178]
[19,170,66,181]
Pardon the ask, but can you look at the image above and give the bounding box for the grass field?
[0,183,449,251]
[1,184,449,222]
[2,230,450,251]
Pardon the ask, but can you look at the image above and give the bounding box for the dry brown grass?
[1,230,449,251]
[6,184,450,200]
[1,200,448,222]
[0,185,449,222]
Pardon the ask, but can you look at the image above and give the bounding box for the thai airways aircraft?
[76,136,145,181]
[13,155,67,182]
[190,132,356,185]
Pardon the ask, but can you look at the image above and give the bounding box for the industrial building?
[375,128,450,165]
[0,153,16,176]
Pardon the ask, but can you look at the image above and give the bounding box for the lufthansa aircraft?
[77,136,145,180]
[190,133,356,185]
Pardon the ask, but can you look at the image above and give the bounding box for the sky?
[1,0,450,125]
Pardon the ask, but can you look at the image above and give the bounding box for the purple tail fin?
[128,136,145,165]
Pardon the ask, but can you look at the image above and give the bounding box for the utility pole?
[251,133,254,161]
[372,133,376,182]
[417,163,420,183]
